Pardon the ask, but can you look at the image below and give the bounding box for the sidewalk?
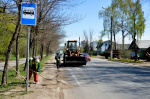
[10,55,75,99]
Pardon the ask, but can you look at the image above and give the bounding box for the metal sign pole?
[21,3,36,91]
[26,25,30,91]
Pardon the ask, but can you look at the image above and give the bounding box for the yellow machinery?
[63,40,86,66]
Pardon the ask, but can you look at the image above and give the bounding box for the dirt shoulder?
[3,55,76,99]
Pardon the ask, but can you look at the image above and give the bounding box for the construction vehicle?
[63,40,87,66]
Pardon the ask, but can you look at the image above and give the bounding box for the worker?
[70,43,74,49]
[55,53,60,69]
[29,57,41,84]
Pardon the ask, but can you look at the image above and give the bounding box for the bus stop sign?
[21,3,36,25]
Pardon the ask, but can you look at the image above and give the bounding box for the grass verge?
[109,58,143,63]
[90,55,96,57]
[0,55,52,98]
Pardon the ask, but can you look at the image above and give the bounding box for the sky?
[61,0,150,46]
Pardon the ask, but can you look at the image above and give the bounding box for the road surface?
[63,58,150,99]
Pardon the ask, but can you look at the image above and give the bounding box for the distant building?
[90,41,97,51]
[96,40,111,55]
[128,40,150,58]
[116,44,130,50]
[81,40,88,48]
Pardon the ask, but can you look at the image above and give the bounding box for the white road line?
[68,69,81,86]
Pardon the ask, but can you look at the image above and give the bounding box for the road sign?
[21,3,36,25]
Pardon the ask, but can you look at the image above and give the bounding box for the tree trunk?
[40,43,44,60]
[122,21,125,50]
[134,17,137,61]
[35,39,37,57]
[46,41,51,56]
[16,25,21,76]
[113,31,116,50]
[1,1,22,85]
[32,38,35,57]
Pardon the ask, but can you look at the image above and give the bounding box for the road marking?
[68,69,81,86]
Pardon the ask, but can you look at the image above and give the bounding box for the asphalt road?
[63,58,150,99]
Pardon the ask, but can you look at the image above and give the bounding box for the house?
[90,41,97,51]
[97,40,111,55]
[116,44,130,50]
[128,40,150,58]
[90,41,97,55]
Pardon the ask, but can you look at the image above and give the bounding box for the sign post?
[21,3,36,91]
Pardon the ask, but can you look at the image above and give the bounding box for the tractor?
[63,40,87,66]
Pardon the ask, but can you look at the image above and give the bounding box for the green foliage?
[99,0,145,42]
[12,37,27,57]
[0,54,24,62]
[0,13,16,54]
[127,0,145,39]
[0,54,5,61]
[120,50,131,59]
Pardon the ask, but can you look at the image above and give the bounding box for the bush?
[120,50,131,59]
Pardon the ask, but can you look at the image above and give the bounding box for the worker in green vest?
[55,53,60,69]
[29,57,41,84]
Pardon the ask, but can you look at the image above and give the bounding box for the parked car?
[82,53,91,61]
[130,52,140,60]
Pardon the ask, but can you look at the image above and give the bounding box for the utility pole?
[79,37,81,52]
[79,37,80,47]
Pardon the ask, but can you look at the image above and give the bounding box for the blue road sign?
[21,3,36,25]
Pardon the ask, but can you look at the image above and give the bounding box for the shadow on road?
[68,60,150,96]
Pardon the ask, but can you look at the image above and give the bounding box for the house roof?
[116,44,130,50]
[136,40,150,49]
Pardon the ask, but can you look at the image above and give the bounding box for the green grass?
[0,55,52,98]
[0,55,6,61]
[0,54,24,62]
[90,55,97,57]
[109,58,143,63]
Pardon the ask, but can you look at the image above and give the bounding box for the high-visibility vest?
[55,55,60,61]
[29,58,40,70]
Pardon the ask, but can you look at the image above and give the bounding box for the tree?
[83,42,89,54]
[99,0,145,60]
[1,0,22,85]
[83,29,94,55]
[99,1,118,59]
[1,0,84,85]
[127,0,145,61]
